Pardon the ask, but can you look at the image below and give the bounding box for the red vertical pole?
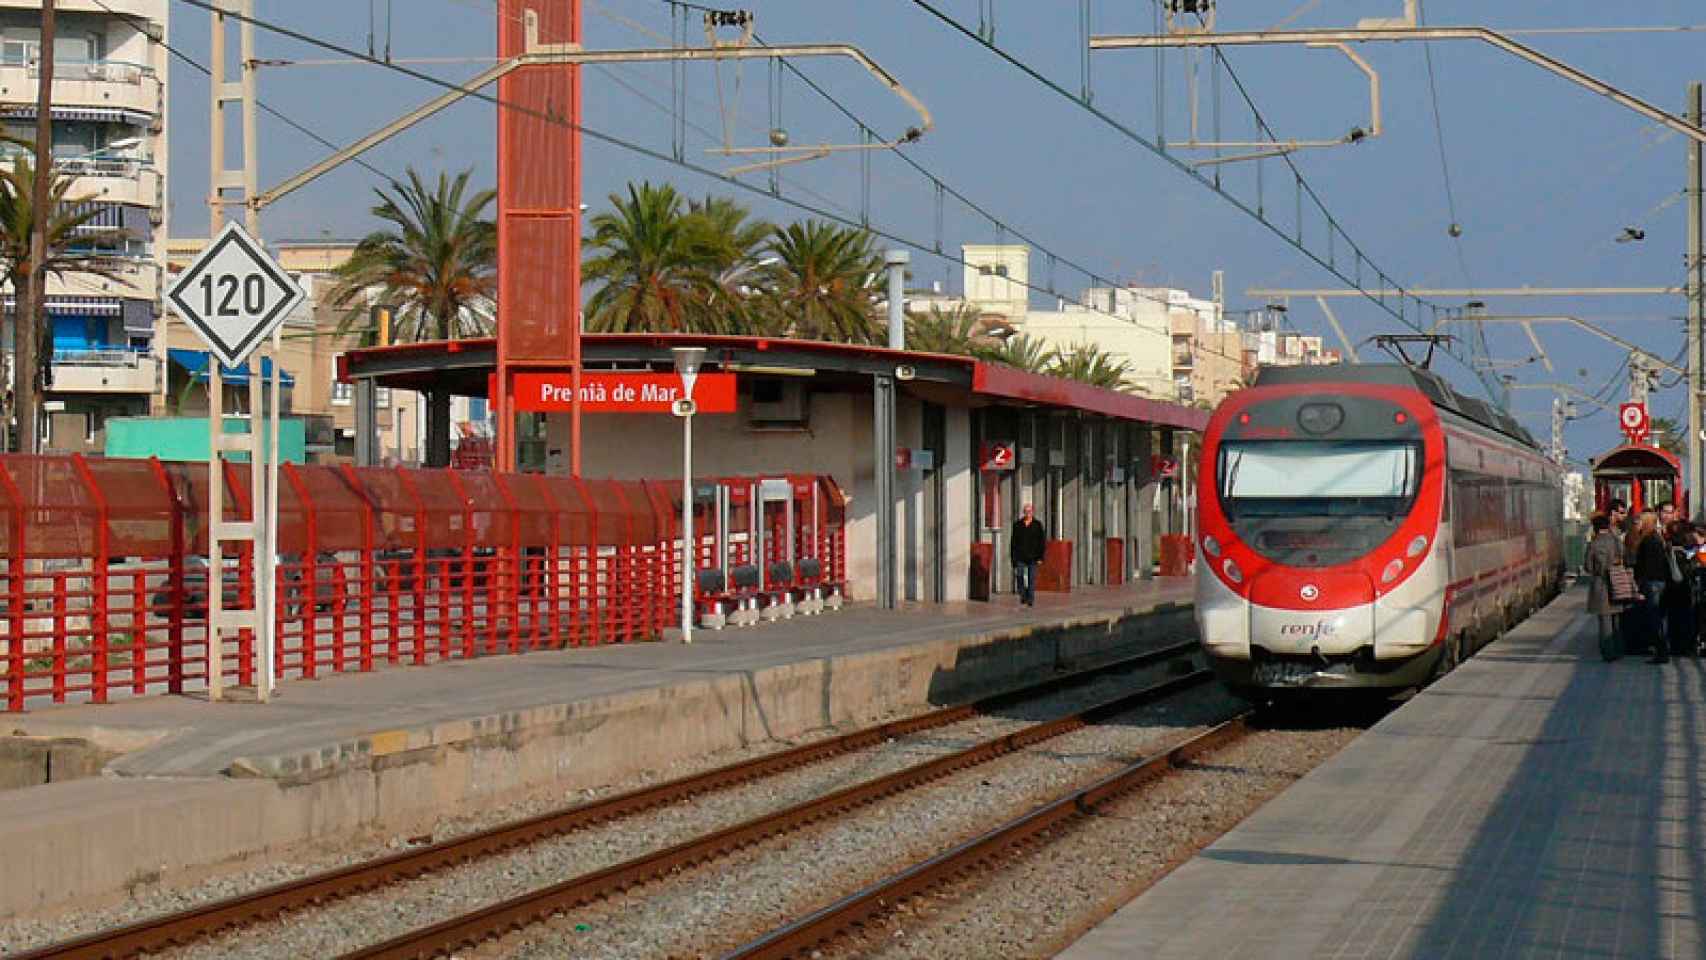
[71,456,108,704]
[282,464,320,678]
[146,458,184,694]
[491,474,522,653]
[51,573,66,703]
[496,0,582,474]
[0,462,26,712]
[443,470,479,657]
[342,466,377,674]
[533,475,562,648]
[394,467,432,664]
[572,476,599,645]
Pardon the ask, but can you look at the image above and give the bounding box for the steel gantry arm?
[252,15,931,211]
[1091,25,1706,147]
[1433,313,1685,376]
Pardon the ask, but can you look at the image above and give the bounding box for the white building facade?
[0,0,168,451]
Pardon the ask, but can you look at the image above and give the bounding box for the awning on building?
[167,348,296,387]
[3,295,124,317]
[0,105,153,125]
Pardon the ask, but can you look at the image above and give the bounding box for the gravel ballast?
[0,644,1197,959]
[832,724,1367,960]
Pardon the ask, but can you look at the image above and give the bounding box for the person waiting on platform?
[1664,518,1697,659]
[1584,513,1626,661]
[1010,501,1046,607]
[1628,509,1671,663]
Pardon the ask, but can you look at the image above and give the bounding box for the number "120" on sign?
[198,272,269,317]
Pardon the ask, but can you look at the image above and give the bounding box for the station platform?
[0,579,1193,916]
[1062,588,1703,959]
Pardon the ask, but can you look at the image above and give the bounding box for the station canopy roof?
[338,333,1209,431]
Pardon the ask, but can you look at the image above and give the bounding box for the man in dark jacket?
[1010,502,1047,607]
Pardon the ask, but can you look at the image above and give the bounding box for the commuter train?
[1195,364,1565,697]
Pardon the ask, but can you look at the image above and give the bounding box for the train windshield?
[1220,441,1420,518]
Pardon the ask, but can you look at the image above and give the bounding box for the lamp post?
[673,346,706,643]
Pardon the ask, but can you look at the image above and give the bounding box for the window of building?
[331,379,353,405]
[376,386,392,407]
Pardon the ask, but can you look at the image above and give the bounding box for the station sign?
[495,372,738,413]
[979,440,1018,471]
[1619,402,1650,442]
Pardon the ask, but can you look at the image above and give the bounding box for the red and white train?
[1195,365,1565,696]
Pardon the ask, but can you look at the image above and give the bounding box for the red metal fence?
[0,455,845,712]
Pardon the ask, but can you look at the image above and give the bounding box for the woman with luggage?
[1585,513,1628,660]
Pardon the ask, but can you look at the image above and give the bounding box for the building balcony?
[0,58,161,120]
[44,256,160,303]
[62,163,162,210]
[46,348,159,395]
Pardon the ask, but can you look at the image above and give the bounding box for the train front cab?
[1196,381,1453,696]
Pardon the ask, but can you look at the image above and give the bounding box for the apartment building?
[0,0,168,452]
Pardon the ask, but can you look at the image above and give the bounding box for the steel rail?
[722,715,1252,960]
[14,642,1197,960]
[335,669,1215,959]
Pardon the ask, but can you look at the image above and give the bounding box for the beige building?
[0,0,170,451]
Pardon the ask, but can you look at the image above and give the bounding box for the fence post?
[441,470,478,658]
[227,461,255,689]
[491,474,521,653]
[394,467,431,664]
[532,475,562,648]
[71,455,109,705]
[0,461,25,712]
[341,465,377,674]
[145,458,184,695]
[607,483,639,642]
[572,477,599,646]
[281,464,319,679]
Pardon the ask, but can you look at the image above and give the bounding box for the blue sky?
[161,0,1705,461]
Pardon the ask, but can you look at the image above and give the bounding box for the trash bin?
[969,542,993,601]
[1039,539,1074,592]
[1105,538,1125,586]
[1159,534,1194,577]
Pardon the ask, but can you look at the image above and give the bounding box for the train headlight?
[1222,558,1244,584]
[1406,536,1428,558]
[1381,558,1404,584]
[1297,402,1344,435]
[1202,534,1222,558]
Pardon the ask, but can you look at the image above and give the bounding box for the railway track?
[721,716,1252,960]
[16,641,1200,960]
[328,666,1215,960]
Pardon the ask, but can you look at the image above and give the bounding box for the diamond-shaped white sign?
[166,220,306,369]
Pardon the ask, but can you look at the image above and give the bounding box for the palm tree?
[1047,342,1133,390]
[326,167,496,345]
[685,194,771,334]
[582,182,716,333]
[759,220,882,344]
[1651,416,1686,457]
[904,304,985,356]
[975,333,1052,373]
[0,154,123,447]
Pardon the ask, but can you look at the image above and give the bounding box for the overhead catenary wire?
[92,0,395,185]
[906,0,1498,399]
[166,0,1264,376]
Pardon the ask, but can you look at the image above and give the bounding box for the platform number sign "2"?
[167,220,306,370]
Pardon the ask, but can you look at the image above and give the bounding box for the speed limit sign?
[167,220,306,368]
[1619,402,1649,438]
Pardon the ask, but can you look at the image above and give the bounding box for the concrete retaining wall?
[0,600,1192,917]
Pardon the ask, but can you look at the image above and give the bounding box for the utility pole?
[17,0,55,454]
[1550,395,1567,464]
[1689,82,1704,513]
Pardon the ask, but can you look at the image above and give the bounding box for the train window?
[1219,441,1419,517]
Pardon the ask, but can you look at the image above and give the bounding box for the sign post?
[166,220,306,702]
[671,348,707,645]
